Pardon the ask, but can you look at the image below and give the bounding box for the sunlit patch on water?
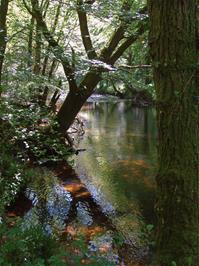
[63,183,91,199]
[47,185,72,219]
[76,171,116,216]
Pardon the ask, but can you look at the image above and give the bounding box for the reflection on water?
[24,184,72,234]
[20,164,112,238]
[76,101,157,225]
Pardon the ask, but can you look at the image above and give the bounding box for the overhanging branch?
[100,5,147,61]
[100,25,125,60]
[110,25,145,64]
[118,64,151,70]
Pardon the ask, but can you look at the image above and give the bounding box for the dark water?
[76,101,157,225]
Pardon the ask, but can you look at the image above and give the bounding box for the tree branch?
[77,0,97,59]
[118,64,151,70]
[41,0,49,17]
[22,0,33,16]
[110,24,145,64]
[100,5,147,61]
[100,25,125,60]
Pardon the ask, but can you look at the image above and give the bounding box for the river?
[76,100,157,225]
[9,99,157,264]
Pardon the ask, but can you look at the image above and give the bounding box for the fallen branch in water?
[118,64,151,70]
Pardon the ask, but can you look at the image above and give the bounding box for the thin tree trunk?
[41,0,62,76]
[148,0,199,265]
[33,22,42,74]
[40,85,49,105]
[48,58,58,79]
[27,16,34,68]
[49,89,60,112]
[0,0,9,96]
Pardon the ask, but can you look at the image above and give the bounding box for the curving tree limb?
[110,24,146,64]
[77,0,97,59]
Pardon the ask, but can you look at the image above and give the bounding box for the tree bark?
[57,71,101,131]
[148,0,199,265]
[0,0,9,95]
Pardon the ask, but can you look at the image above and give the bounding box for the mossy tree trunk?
[33,22,42,75]
[27,16,34,68]
[0,0,9,96]
[148,0,199,265]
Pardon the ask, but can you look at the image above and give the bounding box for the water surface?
[76,101,157,225]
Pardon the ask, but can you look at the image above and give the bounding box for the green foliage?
[0,98,73,220]
[112,232,124,247]
[0,108,28,212]
[1,0,151,102]
[139,223,155,247]
[0,154,24,212]
[98,31,155,99]
[0,221,65,266]
[63,234,116,266]
[1,101,73,165]
[0,221,116,266]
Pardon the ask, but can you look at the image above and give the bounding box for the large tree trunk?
[148,0,199,265]
[0,0,9,96]
[57,72,101,131]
